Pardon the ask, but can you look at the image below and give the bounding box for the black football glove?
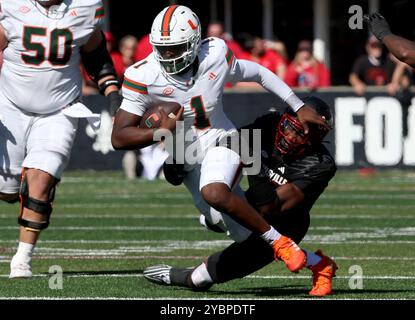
[363,13,392,41]
[107,91,122,116]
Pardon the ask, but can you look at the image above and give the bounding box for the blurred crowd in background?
[76,21,413,181]
[81,21,414,97]
[0,18,411,181]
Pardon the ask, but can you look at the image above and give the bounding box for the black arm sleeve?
[81,31,120,93]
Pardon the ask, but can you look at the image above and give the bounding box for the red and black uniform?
[204,112,336,283]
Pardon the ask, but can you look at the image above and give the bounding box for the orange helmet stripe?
[188,19,197,30]
[162,5,179,37]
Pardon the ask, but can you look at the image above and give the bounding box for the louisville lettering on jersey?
[261,163,287,186]
[268,168,288,185]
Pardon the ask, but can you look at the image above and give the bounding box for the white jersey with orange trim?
[121,37,241,168]
[0,0,105,114]
[121,37,304,170]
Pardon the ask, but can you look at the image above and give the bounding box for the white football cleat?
[143,264,172,285]
[9,255,32,278]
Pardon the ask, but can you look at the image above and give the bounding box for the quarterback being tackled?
[112,5,331,280]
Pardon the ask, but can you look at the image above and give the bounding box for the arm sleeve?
[228,59,305,112]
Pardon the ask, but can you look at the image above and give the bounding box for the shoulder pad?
[200,37,229,64]
[201,37,216,45]
[124,57,158,87]
[201,37,227,50]
[0,0,15,14]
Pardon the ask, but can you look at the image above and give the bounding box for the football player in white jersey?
[0,0,122,278]
[112,5,330,275]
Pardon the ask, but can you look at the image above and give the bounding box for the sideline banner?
[68,91,415,170]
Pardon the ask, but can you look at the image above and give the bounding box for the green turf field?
[0,170,414,300]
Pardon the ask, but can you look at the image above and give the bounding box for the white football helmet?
[150,5,201,75]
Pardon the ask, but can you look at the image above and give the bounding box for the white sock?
[260,226,281,245]
[305,249,322,268]
[15,242,34,259]
[190,263,213,288]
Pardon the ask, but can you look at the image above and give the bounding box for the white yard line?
[2,203,413,213]
[59,203,192,208]
[0,213,414,220]
[52,193,415,200]
[0,225,411,231]
[1,239,415,245]
[0,273,414,280]
[0,213,199,219]
[0,225,415,244]
[320,194,415,200]
[0,255,205,262]
[94,194,189,199]
[0,296,410,300]
[1,252,415,263]
[0,226,203,231]
[317,204,415,209]
[0,239,232,244]
[311,214,415,219]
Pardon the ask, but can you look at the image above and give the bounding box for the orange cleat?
[309,250,338,297]
[272,236,306,273]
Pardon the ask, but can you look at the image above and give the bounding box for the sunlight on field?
[0,170,414,299]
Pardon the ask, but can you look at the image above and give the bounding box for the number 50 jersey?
[0,0,104,114]
[120,37,240,168]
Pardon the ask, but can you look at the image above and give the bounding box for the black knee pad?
[18,173,55,231]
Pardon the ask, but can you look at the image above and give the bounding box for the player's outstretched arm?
[232,60,330,134]
[364,13,415,68]
[383,35,415,68]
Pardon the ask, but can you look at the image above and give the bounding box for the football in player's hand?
[139,102,182,129]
